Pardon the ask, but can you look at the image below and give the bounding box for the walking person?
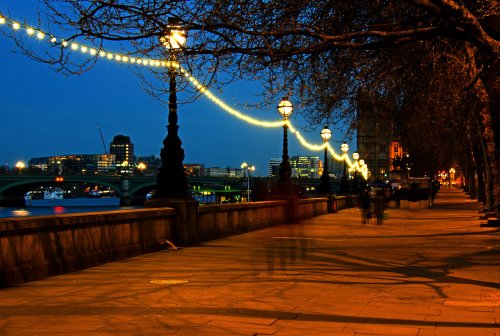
[359,188,372,224]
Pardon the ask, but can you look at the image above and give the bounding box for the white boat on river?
[24,188,120,207]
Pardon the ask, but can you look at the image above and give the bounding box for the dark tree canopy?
[2,0,499,184]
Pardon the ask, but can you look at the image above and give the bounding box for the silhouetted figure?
[430,180,440,206]
[359,189,372,224]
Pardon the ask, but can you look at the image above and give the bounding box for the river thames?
[0,205,140,219]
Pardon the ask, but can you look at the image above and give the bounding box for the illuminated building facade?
[389,141,408,180]
[268,158,282,177]
[206,167,230,177]
[269,156,320,178]
[28,154,117,174]
[184,163,205,176]
[109,135,134,173]
[290,156,320,179]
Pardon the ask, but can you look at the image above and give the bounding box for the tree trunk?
[464,126,477,199]
[474,141,486,204]
[465,44,499,213]
[474,80,498,212]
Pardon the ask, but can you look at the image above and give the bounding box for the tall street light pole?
[156,17,188,199]
[358,159,367,190]
[319,126,332,194]
[352,152,360,193]
[241,162,255,202]
[277,97,293,194]
[340,142,350,194]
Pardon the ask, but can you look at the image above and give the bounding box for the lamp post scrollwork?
[277,97,293,193]
[155,17,188,199]
[319,126,332,194]
[340,142,350,194]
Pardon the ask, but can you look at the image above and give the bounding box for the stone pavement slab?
[0,186,499,335]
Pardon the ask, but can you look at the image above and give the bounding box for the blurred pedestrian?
[359,188,371,224]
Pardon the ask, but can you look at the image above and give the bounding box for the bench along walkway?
[0,187,498,335]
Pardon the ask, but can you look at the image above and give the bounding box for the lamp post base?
[145,198,199,246]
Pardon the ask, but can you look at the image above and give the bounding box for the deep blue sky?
[0,2,352,176]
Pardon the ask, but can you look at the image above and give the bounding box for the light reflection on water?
[10,209,31,217]
[0,206,139,219]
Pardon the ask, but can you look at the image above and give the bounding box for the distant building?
[184,163,205,177]
[227,168,243,178]
[269,156,320,178]
[389,141,408,180]
[204,166,242,178]
[137,155,162,174]
[206,167,229,177]
[110,135,134,174]
[290,156,320,179]
[28,157,49,172]
[356,95,393,181]
[327,157,344,179]
[268,158,282,177]
[29,154,117,174]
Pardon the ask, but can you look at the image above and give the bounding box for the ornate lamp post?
[277,97,293,193]
[156,17,188,199]
[352,152,360,193]
[319,126,332,194]
[340,142,350,194]
[241,162,255,202]
[404,154,412,179]
[359,159,367,190]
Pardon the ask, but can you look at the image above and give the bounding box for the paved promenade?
[0,187,499,335]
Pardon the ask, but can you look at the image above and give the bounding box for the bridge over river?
[0,174,337,205]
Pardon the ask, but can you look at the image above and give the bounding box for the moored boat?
[25,188,120,207]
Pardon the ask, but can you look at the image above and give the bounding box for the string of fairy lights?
[0,14,369,179]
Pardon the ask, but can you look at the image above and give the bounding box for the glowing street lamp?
[357,159,367,189]
[277,97,293,193]
[341,142,349,155]
[137,162,147,175]
[15,161,25,174]
[340,142,349,194]
[319,126,332,193]
[156,17,188,199]
[351,152,360,193]
[241,162,256,202]
[449,167,456,186]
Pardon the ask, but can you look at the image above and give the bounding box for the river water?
[0,205,140,219]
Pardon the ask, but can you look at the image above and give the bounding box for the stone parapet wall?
[333,195,359,211]
[198,200,289,241]
[0,197,331,286]
[0,208,175,286]
[297,197,329,219]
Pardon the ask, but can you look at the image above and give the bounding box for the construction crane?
[97,126,108,154]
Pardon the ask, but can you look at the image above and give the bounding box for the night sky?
[0,1,352,176]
